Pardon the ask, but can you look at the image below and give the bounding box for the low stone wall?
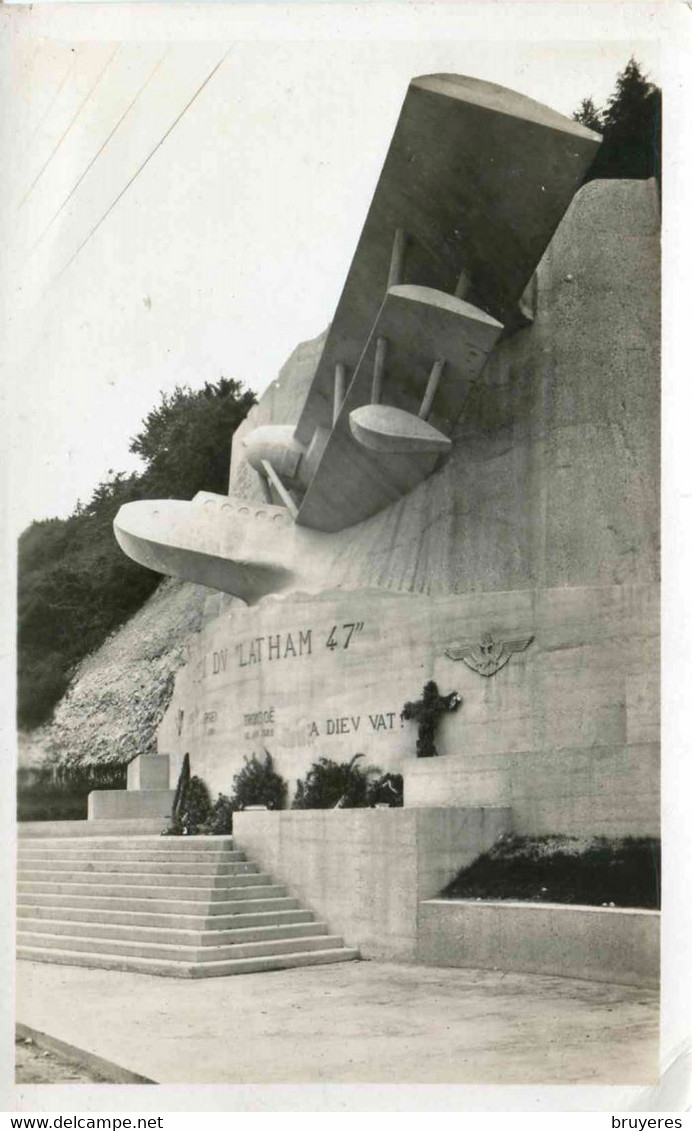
[233,807,510,960]
[417,899,659,987]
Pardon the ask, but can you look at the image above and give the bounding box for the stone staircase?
[16,835,359,977]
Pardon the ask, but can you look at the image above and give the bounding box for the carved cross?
[401,680,461,758]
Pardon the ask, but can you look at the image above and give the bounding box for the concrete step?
[17,848,245,865]
[16,890,295,914]
[17,875,276,897]
[17,903,313,931]
[17,858,255,877]
[17,928,343,963]
[18,821,169,839]
[18,832,235,852]
[18,916,328,947]
[17,944,360,978]
[15,834,358,979]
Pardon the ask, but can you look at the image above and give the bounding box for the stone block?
[88,790,175,821]
[127,755,170,792]
[405,754,508,809]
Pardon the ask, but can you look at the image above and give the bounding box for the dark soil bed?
[441,835,660,909]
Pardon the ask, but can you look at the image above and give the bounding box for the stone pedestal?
[88,755,175,822]
[127,755,171,791]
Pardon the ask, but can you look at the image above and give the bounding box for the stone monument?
[114,74,659,842]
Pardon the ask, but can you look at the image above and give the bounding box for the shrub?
[172,753,191,815]
[183,776,212,829]
[17,760,128,822]
[367,772,404,808]
[292,754,380,810]
[230,750,287,811]
[165,754,212,833]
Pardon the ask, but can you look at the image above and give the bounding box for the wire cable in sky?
[49,49,229,291]
[18,44,120,211]
[28,49,79,143]
[25,49,169,263]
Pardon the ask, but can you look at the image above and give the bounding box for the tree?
[17,377,256,729]
[130,377,256,500]
[573,97,603,133]
[574,57,661,185]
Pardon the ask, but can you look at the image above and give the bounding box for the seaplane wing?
[115,73,600,599]
[295,285,503,532]
[293,74,601,453]
[243,73,600,533]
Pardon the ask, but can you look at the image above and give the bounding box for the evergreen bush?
[230,750,287,811]
[206,794,234,835]
[292,754,380,809]
[165,754,212,834]
[367,772,404,807]
[17,761,128,822]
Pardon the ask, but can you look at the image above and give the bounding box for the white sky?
[0,4,672,535]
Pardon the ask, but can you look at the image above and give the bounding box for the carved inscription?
[243,707,275,740]
[203,709,217,736]
[325,622,364,650]
[308,711,400,738]
[237,630,312,667]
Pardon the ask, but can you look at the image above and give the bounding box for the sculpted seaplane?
[115,74,600,602]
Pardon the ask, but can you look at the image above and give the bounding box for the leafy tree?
[573,57,661,185]
[17,472,160,727]
[130,378,256,500]
[573,96,603,133]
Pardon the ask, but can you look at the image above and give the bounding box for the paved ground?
[16,958,658,1086]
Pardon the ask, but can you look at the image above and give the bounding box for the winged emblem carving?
[444,632,534,677]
